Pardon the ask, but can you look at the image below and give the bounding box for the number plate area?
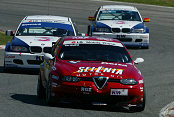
[110,89,128,96]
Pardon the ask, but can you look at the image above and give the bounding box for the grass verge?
[110,0,174,7]
[0,32,12,45]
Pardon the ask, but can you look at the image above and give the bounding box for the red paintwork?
[49,36,144,106]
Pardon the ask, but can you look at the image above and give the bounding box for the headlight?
[62,76,80,82]
[95,28,111,33]
[120,79,137,85]
[11,46,28,52]
[131,28,145,33]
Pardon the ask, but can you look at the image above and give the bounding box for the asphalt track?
[0,0,174,117]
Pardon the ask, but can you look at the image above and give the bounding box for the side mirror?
[88,16,95,21]
[6,30,14,36]
[143,18,150,22]
[134,58,144,64]
[44,53,54,60]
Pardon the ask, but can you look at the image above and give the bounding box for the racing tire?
[37,73,46,99]
[129,93,146,112]
[3,60,8,73]
[45,79,54,106]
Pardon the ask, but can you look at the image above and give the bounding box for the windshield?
[58,42,132,63]
[97,10,141,21]
[16,22,75,36]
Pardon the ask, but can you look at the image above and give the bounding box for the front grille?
[112,28,131,33]
[112,28,120,33]
[27,60,43,65]
[44,47,52,54]
[122,28,131,33]
[116,38,132,42]
[30,46,42,53]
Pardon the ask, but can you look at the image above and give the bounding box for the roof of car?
[62,36,122,43]
[100,5,138,11]
[24,15,70,22]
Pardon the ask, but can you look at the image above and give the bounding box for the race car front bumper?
[4,51,44,69]
[50,81,144,107]
[92,32,149,48]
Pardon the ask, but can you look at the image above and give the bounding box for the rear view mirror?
[134,58,144,64]
[44,53,54,60]
[143,18,150,22]
[88,16,95,21]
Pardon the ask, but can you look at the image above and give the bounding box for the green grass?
[0,32,12,45]
[110,0,174,7]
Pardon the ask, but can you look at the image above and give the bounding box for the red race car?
[37,36,145,112]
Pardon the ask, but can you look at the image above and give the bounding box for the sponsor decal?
[22,23,41,26]
[101,62,127,67]
[24,19,66,23]
[5,55,15,58]
[37,37,50,41]
[81,87,92,92]
[110,89,128,96]
[63,40,123,47]
[76,66,124,75]
[116,21,125,24]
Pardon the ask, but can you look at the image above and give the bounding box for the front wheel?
[37,73,46,99]
[45,79,54,106]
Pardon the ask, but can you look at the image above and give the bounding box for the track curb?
[0,45,5,49]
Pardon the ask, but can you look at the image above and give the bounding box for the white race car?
[4,15,80,70]
[88,5,150,49]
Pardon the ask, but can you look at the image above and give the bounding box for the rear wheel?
[37,73,46,99]
[3,60,8,72]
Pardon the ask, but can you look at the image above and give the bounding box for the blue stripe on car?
[12,37,29,48]
[19,22,74,31]
[131,23,149,33]
[93,22,111,32]
[5,37,30,52]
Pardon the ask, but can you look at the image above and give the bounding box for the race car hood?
[12,36,60,47]
[54,60,140,79]
[96,20,143,29]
